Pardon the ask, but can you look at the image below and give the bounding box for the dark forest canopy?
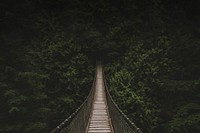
[0,0,200,133]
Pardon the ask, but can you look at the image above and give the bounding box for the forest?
[0,0,199,133]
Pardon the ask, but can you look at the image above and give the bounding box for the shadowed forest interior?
[0,0,200,133]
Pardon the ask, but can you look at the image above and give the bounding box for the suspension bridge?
[51,62,143,133]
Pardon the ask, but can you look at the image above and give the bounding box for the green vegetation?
[0,0,199,133]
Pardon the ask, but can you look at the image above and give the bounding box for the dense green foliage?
[0,1,94,132]
[0,0,199,133]
[104,1,200,133]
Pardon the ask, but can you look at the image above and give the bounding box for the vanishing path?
[86,64,113,133]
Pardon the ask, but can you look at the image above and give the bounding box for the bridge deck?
[86,64,113,133]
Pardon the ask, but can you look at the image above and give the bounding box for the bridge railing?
[103,69,143,133]
[50,69,96,133]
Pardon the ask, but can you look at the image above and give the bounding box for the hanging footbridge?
[51,63,143,133]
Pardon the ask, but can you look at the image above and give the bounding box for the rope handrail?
[103,68,143,133]
[51,63,143,133]
[50,67,97,133]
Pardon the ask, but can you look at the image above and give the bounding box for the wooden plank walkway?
[86,64,113,133]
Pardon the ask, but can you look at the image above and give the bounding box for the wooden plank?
[86,64,113,133]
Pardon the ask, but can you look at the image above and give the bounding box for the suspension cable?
[50,67,97,133]
[51,63,143,133]
[103,68,143,133]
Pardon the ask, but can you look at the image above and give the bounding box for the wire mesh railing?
[50,69,96,133]
[51,63,143,133]
[103,69,143,133]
